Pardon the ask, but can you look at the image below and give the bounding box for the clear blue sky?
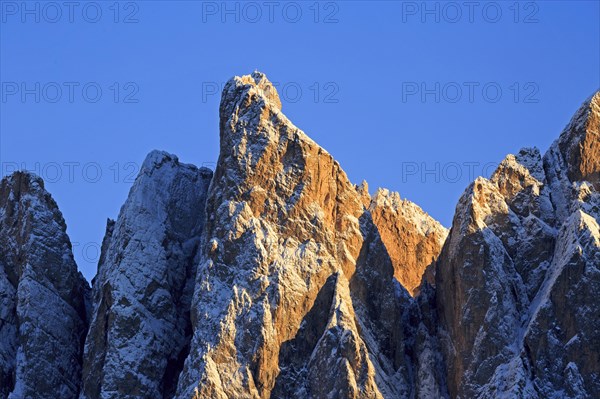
[1,1,599,281]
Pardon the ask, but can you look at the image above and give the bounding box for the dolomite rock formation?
[80,152,212,399]
[0,71,597,399]
[174,72,445,399]
[0,172,89,399]
[368,188,448,295]
[435,91,600,398]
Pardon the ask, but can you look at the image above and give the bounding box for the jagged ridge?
[0,73,597,399]
[435,91,600,399]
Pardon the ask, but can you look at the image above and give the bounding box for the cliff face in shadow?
[0,172,89,399]
[79,152,213,399]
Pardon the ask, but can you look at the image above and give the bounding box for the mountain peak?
[368,187,448,295]
[80,150,213,399]
[2,170,46,196]
[140,150,212,176]
[176,71,450,398]
[0,170,89,399]
[221,71,282,115]
[556,90,600,189]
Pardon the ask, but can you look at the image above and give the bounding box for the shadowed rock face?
[436,91,600,399]
[0,172,90,399]
[79,152,212,399]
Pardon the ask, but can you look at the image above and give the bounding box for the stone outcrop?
[79,152,212,399]
[0,172,89,399]
[435,91,600,398]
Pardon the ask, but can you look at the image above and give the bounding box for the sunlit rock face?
[79,152,212,399]
[436,91,600,399]
[368,188,448,296]
[0,172,89,399]
[556,92,600,191]
[174,72,448,399]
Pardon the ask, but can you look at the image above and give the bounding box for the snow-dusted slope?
[80,151,212,399]
[436,91,600,399]
[0,172,89,399]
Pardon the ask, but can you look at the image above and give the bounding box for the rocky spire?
[175,72,444,398]
[556,91,600,190]
[0,172,89,399]
[79,151,212,399]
